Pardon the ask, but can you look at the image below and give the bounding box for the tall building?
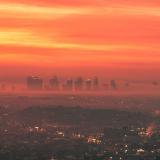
[86,79,92,91]
[110,80,117,90]
[49,76,60,90]
[75,77,83,91]
[64,79,73,91]
[27,76,43,90]
[93,76,99,90]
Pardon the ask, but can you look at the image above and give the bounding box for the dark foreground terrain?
[0,102,160,160]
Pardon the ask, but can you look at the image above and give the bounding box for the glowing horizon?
[0,0,160,82]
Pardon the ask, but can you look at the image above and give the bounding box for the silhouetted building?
[93,76,99,90]
[64,79,73,91]
[86,79,92,91]
[110,80,117,90]
[49,76,60,90]
[75,77,83,91]
[27,76,43,90]
[125,82,130,88]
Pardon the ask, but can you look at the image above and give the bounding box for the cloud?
[0,2,160,21]
[0,30,160,53]
[0,1,160,79]
[0,3,91,20]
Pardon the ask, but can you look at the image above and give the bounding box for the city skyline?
[0,75,159,92]
[0,1,160,160]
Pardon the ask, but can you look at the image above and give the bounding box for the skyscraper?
[75,77,83,91]
[93,76,99,90]
[27,76,43,90]
[49,76,60,90]
[64,79,73,91]
[110,80,117,90]
[86,79,92,91]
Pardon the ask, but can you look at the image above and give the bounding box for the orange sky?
[0,0,160,82]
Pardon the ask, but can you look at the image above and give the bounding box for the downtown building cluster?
[26,76,111,91]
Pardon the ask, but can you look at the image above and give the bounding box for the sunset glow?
[0,0,160,81]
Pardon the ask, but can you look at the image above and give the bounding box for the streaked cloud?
[0,3,92,20]
[0,30,160,53]
[0,0,160,79]
[0,3,160,20]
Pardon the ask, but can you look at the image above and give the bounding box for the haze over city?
[0,1,160,160]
